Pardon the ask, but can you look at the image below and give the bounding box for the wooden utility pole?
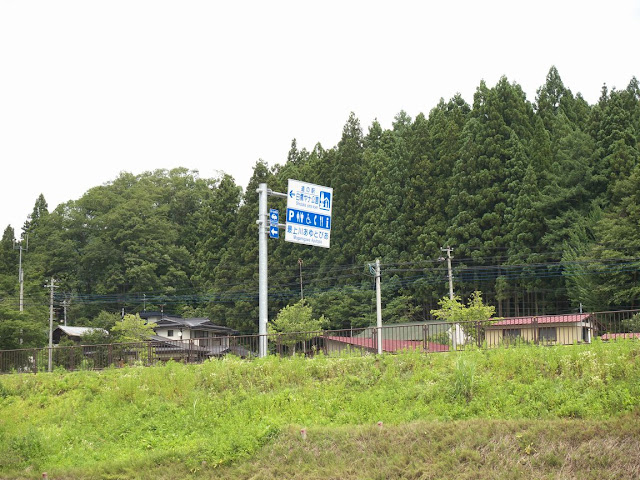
[298,258,304,301]
[46,277,57,372]
[13,236,28,313]
[440,246,454,300]
[440,246,458,350]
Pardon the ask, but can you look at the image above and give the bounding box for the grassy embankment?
[0,340,639,479]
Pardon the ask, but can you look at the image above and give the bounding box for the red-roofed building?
[485,313,593,346]
[600,332,640,340]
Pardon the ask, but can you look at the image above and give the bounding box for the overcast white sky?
[1,0,639,234]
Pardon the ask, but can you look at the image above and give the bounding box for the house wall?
[154,328,231,349]
[155,327,183,340]
[486,322,593,347]
[485,329,502,347]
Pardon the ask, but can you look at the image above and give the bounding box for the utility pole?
[440,246,458,351]
[298,258,304,301]
[375,259,383,355]
[13,235,28,313]
[45,277,57,373]
[62,298,69,326]
[440,246,454,300]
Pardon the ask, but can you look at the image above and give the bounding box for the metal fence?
[1,309,639,375]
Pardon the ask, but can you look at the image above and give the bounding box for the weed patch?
[0,341,639,478]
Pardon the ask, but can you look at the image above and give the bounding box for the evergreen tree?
[193,174,242,289]
[578,163,640,309]
[590,81,640,205]
[447,78,534,261]
[0,226,18,297]
[22,193,49,240]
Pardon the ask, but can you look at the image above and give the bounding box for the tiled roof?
[600,332,640,340]
[489,313,591,327]
[154,316,237,334]
[55,326,108,336]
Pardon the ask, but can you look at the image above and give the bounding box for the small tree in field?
[110,314,157,365]
[269,301,328,354]
[431,291,495,323]
[430,291,496,345]
[111,314,156,343]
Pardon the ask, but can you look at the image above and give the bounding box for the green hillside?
[1,340,639,479]
[2,68,640,346]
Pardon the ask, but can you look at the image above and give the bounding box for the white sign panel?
[285,179,333,248]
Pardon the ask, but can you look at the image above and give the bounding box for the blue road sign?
[269,225,279,239]
[285,179,333,248]
[269,208,279,225]
[286,208,331,229]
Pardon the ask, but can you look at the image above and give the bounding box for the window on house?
[194,331,209,338]
[503,328,521,339]
[539,327,557,342]
[167,330,174,337]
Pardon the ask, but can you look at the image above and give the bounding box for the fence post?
[69,346,74,372]
[476,322,481,348]
[422,325,428,352]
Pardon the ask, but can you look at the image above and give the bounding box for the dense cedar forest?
[1,67,639,348]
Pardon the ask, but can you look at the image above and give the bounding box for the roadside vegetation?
[1,340,639,479]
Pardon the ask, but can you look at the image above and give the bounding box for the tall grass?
[0,340,638,478]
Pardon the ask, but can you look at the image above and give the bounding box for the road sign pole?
[257,183,268,358]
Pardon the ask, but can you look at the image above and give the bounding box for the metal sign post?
[257,179,332,358]
[256,184,287,358]
[257,184,269,358]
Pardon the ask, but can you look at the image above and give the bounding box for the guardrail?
[1,309,638,374]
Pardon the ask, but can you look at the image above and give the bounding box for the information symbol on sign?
[269,226,279,239]
[319,191,331,211]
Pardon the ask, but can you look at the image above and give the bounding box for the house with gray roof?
[52,326,109,344]
[150,315,249,358]
[152,315,237,341]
